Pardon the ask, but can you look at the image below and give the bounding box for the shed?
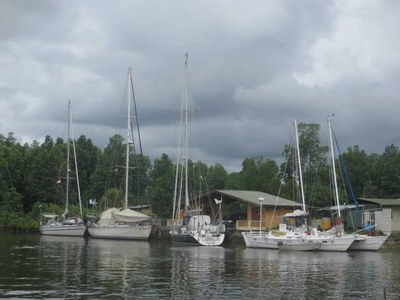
[197,189,302,230]
[357,198,400,233]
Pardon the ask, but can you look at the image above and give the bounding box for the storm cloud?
[1,0,399,172]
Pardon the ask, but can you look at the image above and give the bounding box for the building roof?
[358,198,400,206]
[213,189,302,207]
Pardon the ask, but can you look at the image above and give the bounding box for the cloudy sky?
[1,0,399,172]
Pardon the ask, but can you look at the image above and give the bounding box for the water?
[0,233,399,299]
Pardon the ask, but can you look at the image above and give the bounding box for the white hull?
[242,232,281,249]
[278,240,321,251]
[197,233,225,246]
[242,231,314,250]
[348,234,389,251]
[88,224,151,240]
[40,224,86,237]
[308,234,355,252]
[242,230,348,251]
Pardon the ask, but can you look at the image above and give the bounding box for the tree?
[90,134,125,201]
[207,163,228,190]
[375,144,400,198]
[74,135,100,202]
[339,145,373,199]
[280,122,329,206]
[147,154,175,220]
[238,157,280,194]
[24,140,63,207]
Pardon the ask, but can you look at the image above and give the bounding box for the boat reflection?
[170,246,226,298]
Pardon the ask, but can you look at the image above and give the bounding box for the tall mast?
[124,68,133,210]
[129,72,145,203]
[66,101,71,215]
[68,102,83,218]
[184,53,189,210]
[328,115,341,218]
[294,120,306,213]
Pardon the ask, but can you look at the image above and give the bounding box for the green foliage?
[207,163,228,190]
[104,187,124,208]
[0,209,39,231]
[147,154,175,219]
[1,121,400,232]
[239,157,280,194]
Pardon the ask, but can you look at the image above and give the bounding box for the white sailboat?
[348,233,389,251]
[242,120,323,251]
[40,101,86,237]
[286,120,354,252]
[326,116,390,251]
[301,116,355,251]
[170,54,225,246]
[88,68,152,240]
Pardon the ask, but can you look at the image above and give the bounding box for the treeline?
[1,122,400,231]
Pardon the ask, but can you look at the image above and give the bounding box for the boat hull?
[198,233,225,246]
[242,232,281,249]
[40,224,86,237]
[278,241,321,251]
[171,233,200,245]
[171,232,225,246]
[310,235,355,252]
[88,224,151,240]
[348,234,389,251]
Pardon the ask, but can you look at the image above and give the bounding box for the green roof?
[214,189,302,207]
[358,198,400,206]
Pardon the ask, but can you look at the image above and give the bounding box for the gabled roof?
[212,189,302,207]
[358,198,400,206]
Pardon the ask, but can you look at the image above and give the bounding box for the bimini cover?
[98,208,120,226]
[283,209,308,217]
[112,208,150,223]
[42,213,58,219]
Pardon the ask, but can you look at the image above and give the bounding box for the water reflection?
[87,239,151,299]
[1,233,399,299]
[170,246,226,298]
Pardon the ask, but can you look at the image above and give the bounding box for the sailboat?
[330,117,390,251]
[242,120,322,251]
[296,116,355,252]
[87,68,152,240]
[348,233,389,251]
[288,118,354,252]
[40,101,86,237]
[170,54,225,246]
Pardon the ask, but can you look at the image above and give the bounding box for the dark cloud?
[0,1,399,172]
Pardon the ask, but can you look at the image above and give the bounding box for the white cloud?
[0,0,399,172]
[294,0,400,88]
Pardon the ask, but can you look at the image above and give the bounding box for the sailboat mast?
[294,120,306,213]
[184,53,189,210]
[69,103,83,218]
[124,69,132,210]
[328,115,341,218]
[66,101,71,215]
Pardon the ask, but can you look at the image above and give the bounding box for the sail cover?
[112,208,150,223]
[98,208,120,226]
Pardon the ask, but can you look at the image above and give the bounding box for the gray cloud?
[1,1,399,172]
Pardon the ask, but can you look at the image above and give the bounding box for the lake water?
[0,233,399,299]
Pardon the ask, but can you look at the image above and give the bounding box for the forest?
[1,122,400,231]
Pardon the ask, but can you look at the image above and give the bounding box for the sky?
[1,0,399,172]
